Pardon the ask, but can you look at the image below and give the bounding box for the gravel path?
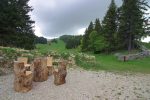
[0,68,150,100]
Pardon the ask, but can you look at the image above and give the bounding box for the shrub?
[1,47,17,59]
[60,52,70,60]
[75,54,101,70]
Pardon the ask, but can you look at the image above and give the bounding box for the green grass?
[36,40,78,54]
[75,53,150,73]
[36,40,150,73]
[94,54,150,73]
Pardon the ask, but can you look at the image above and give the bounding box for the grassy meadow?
[35,40,150,74]
[36,40,79,54]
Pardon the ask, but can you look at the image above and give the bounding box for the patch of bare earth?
[0,68,150,100]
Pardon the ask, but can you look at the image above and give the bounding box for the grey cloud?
[29,0,122,38]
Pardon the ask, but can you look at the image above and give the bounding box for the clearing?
[0,68,150,100]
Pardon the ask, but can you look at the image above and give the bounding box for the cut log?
[58,61,67,71]
[30,63,34,73]
[14,61,26,76]
[33,58,49,82]
[53,61,67,85]
[14,61,33,93]
[47,57,54,75]
[47,66,54,76]
[17,57,31,71]
[25,64,31,71]
[24,71,33,90]
[47,57,53,66]
[17,57,28,65]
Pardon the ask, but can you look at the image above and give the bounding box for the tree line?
[0,0,47,50]
[60,35,82,49]
[81,0,150,53]
[35,36,47,44]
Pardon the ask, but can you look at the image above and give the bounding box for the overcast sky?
[29,0,150,41]
[29,0,122,38]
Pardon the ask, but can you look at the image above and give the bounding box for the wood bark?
[17,57,28,65]
[47,57,54,75]
[33,58,49,82]
[17,57,32,71]
[14,61,33,93]
[128,33,132,52]
[53,61,67,85]
[47,66,54,76]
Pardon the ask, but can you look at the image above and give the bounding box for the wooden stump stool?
[17,57,31,71]
[33,58,49,82]
[47,66,54,76]
[53,61,67,85]
[14,61,33,93]
[47,57,54,75]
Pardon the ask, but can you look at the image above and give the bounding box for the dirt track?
[0,68,150,100]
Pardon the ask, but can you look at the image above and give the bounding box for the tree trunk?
[128,34,132,53]
[131,35,135,50]
[47,57,54,75]
[14,61,33,93]
[53,61,67,85]
[47,66,54,76]
[33,58,49,82]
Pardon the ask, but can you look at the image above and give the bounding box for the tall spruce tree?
[16,0,35,49]
[87,18,108,53]
[102,0,117,51]
[87,21,94,50]
[0,0,15,46]
[0,0,35,49]
[94,18,102,34]
[81,29,88,51]
[81,22,94,51]
[87,21,94,34]
[89,30,109,53]
[118,0,150,51]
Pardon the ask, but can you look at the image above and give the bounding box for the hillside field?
[36,40,150,74]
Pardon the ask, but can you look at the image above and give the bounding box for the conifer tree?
[94,18,102,34]
[118,0,150,51]
[89,31,109,53]
[0,0,35,49]
[102,0,117,51]
[87,21,94,34]
[81,29,88,51]
[81,22,94,51]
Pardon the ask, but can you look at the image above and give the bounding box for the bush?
[60,52,70,60]
[75,54,101,70]
[1,47,17,59]
[76,53,95,61]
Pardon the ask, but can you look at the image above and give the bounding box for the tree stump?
[14,61,33,93]
[53,61,67,85]
[17,57,31,71]
[14,61,26,75]
[47,57,54,75]
[33,58,49,82]
[47,66,54,76]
